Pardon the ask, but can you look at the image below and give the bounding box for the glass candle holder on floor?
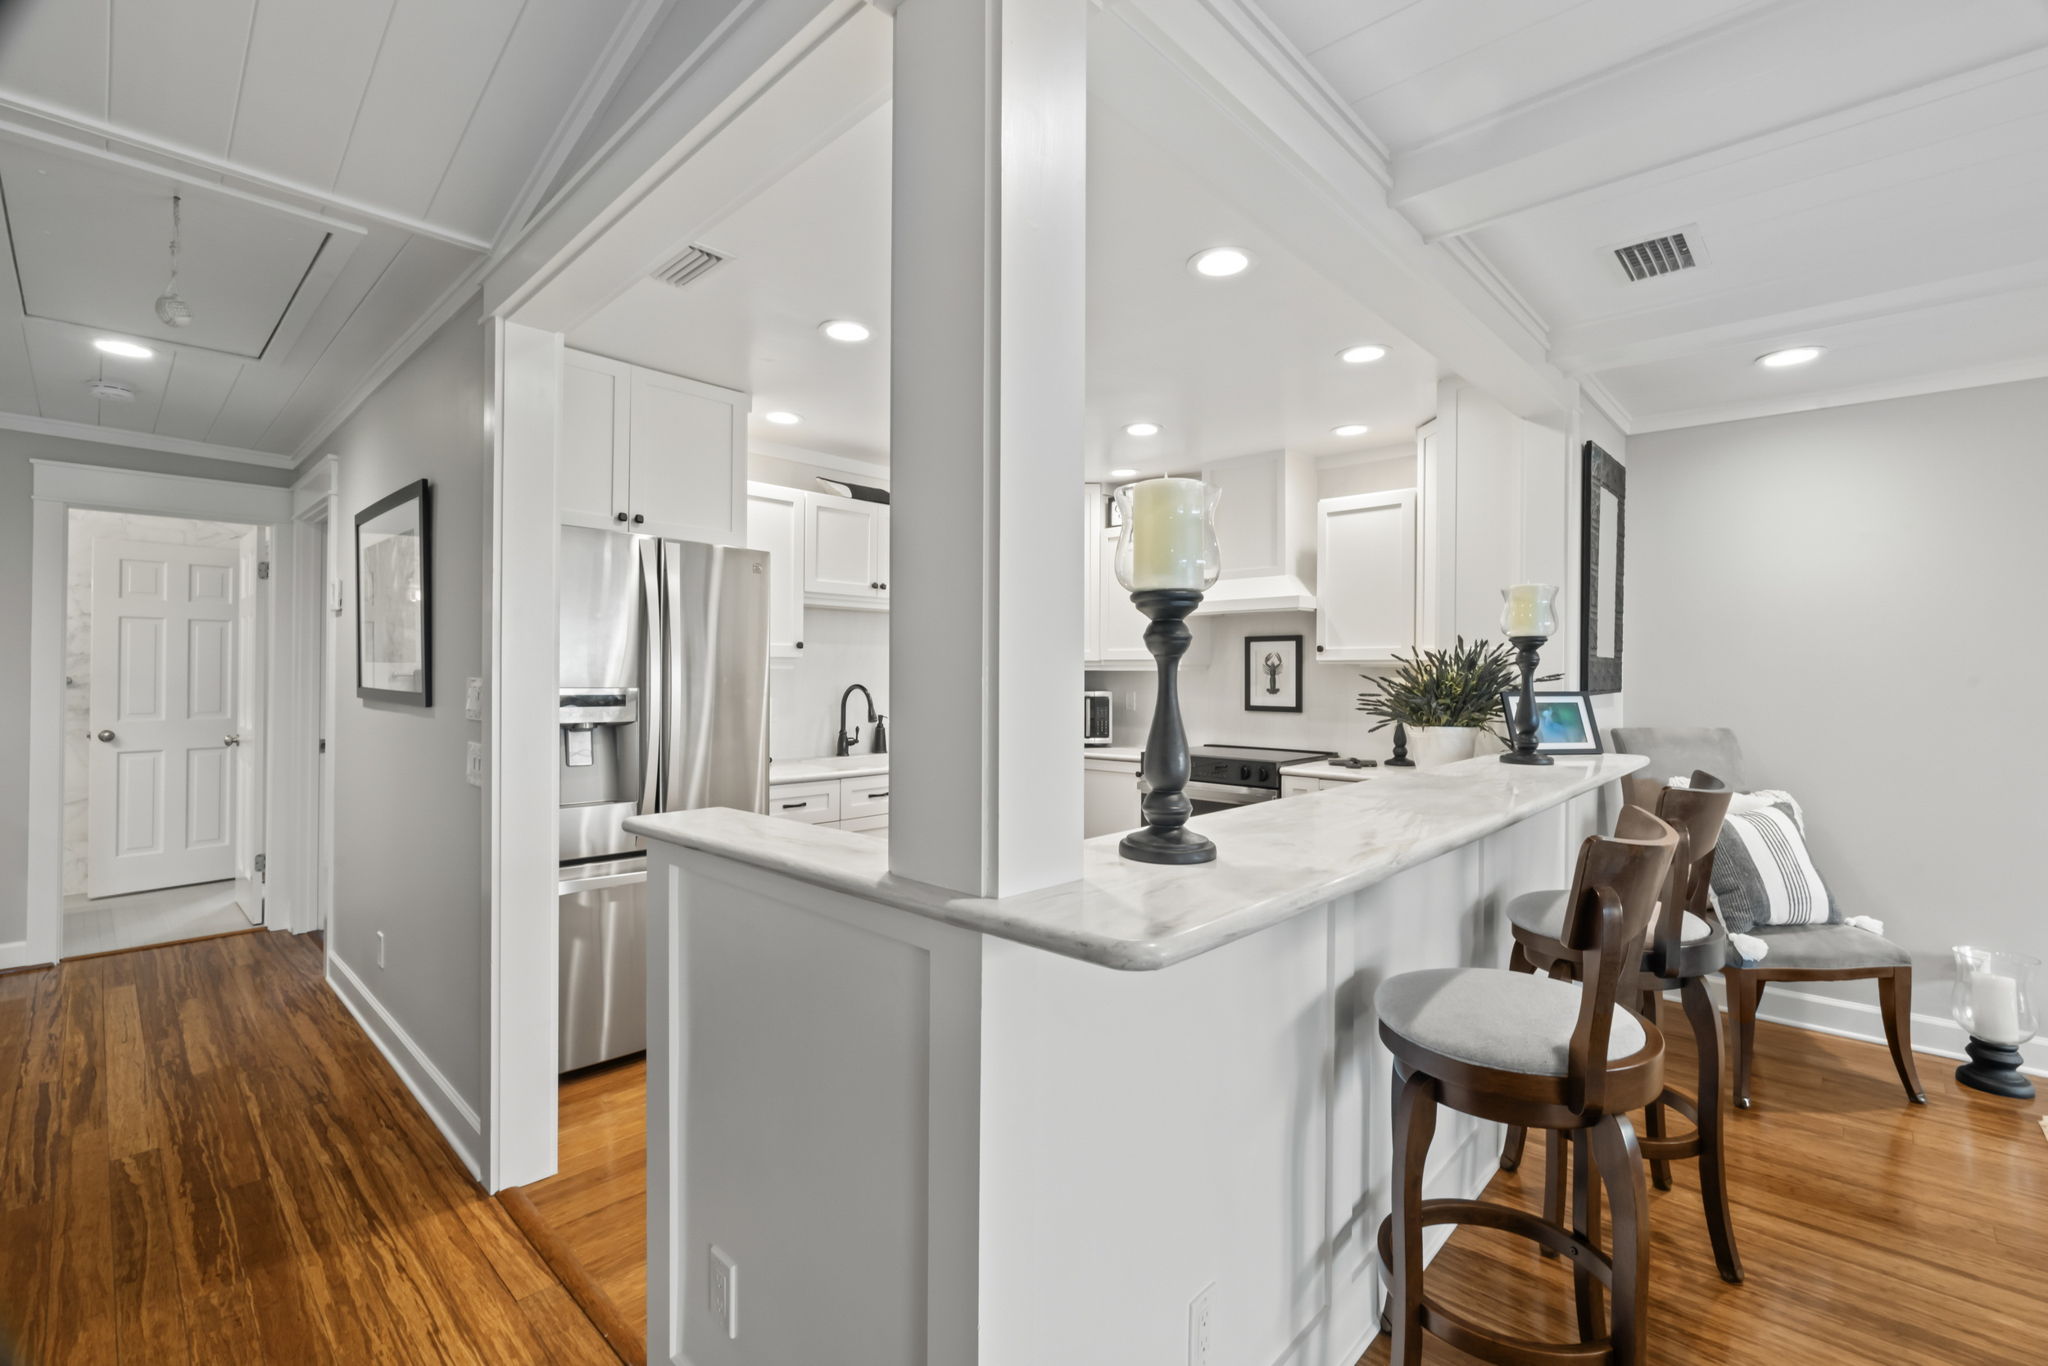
[1951,945,2038,1099]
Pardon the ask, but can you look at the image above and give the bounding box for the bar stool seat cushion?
[1506,889,1714,946]
[1726,923,1911,971]
[1377,967,1647,1076]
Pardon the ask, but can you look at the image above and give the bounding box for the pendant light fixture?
[154,194,193,328]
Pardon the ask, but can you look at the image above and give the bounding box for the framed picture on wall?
[1580,441,1625,694]
[356,479,433,706]
[1244,634,1303,712]
[1500,690,1604,756]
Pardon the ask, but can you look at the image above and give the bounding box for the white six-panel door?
[87,538,241,898]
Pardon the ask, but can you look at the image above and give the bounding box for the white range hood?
[1199,450,1318,613]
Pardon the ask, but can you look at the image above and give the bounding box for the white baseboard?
[0,940,36,970]
[325,953,486,1180]
[1700,976,2047,1078]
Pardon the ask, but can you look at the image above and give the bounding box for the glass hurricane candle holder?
[1113,478,1221,865]
[1951,945,2039,1099]
[1499,584,1560,766]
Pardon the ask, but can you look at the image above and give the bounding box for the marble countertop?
[769,754,890,784]
[628,752,1643,972]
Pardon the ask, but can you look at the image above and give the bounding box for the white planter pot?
[1407,726,1482,769]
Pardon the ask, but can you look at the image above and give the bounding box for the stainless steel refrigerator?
[556,526,769,1071]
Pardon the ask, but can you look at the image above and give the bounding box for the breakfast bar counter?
[626,753,1645,1365]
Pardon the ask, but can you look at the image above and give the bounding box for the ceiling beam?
[1389,4,2048,243]
[0,91,490,252]
[1628,352,2048,434]
[0,409,299,469]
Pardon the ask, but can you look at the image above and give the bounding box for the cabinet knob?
[632,513,645,525]
[870,581,878,589]
[1315,644,1325,652]
[796,641,804,649]
[615,512,628,523]
[878,582,886,590]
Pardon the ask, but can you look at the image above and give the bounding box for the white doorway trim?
[280,456,340,938]
[21,460,293,968]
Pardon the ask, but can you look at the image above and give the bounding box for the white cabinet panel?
[804,495,887,606]
[560,351,629,530]
[839,813,889,835]
[1083,759,1142,838]
[746,483,806,660]
[1082,484,1103,662]
[767,781,839,824]
[1315,490,1417,662]
[1279,775,1319,799]
[629,368,746,545]
[1094,529,1151,664]
[839,774,891,822]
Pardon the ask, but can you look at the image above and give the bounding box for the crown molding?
[1577,375,1635,437]
[1628,354,2048,434]
[748,439,889,481]
[0,410,298,469]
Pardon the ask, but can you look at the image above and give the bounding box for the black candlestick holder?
[1500,635,1552,766]
[1120,589,1215,865]
[1956,1037,2036,1099]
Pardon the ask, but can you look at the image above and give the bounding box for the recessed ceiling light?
[1332,423,1370,437]
[1338,344,1387,364]
[1188,247,1252,278]
[820,319,870,343]
[1123,421,1162,437]
[763,410,802,425]
[93,338,153,360]
[1756,346,1823,368]
[1108,468,1138,479]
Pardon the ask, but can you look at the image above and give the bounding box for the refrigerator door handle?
[638,537,664,815]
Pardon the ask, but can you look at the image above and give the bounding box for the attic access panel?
[0,144,337,359]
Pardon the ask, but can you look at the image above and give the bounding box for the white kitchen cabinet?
[839,773,892,822]
[1315,489,1417,661]
[1279,774,1320,799]
[1082,484,1103,662]
[558,348,747,544]
[839,814,889,836]
[804,493,889,608]
[745,482,806,660]
[1083,757,1142,838]
[560,351,630,528]
[766,781,839,824]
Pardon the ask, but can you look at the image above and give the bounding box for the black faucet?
[837,684,878,756]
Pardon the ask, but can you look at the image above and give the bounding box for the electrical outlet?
[1188,1283,1213,1366]
[465,741,484,787]
[464,677,484,721]
[708,1246,738,1339]
[376,930,386,969]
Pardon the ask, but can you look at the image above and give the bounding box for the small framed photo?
[356,478,433,706]
[1499,690,1603,755]
[1244,634,1303,712]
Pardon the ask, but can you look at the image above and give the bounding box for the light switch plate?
[465,741,483,787]
[464,677,484,720]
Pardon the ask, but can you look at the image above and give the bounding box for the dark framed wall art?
[1244,634,1303,712]
[1580,441,1625,695]
[356,479,433,706]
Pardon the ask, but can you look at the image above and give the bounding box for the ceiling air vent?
[1613,230,1698,282]
[651,244,726,289]
[86,379,135,402]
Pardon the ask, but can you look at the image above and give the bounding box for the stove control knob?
[1258,766,1271,783]
[1239,765,1252,781]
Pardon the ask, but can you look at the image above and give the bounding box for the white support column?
[887,0,1088,898]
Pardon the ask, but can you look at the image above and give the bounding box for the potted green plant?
[1356,637,1520,768]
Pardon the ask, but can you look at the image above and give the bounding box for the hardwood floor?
[507,1058,649,1366]
[1361,1002,2048,1365]
[0,932,622,1365]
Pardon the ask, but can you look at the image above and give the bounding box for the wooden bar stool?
[1375,808,1677,1365]
[1498,772,1745,1283]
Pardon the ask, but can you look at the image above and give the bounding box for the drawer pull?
[868,790,888,800]
[780,801,809,810]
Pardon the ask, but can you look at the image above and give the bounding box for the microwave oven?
[1083,691,1113,747]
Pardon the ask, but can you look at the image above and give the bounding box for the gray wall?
[321,302,491,1119]
[0,431,294,951]
[1629,377,2048,1036]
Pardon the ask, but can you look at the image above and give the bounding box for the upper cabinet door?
[872,503,890,602]
[1315,489,1418,661]
[804,494,884,603]
[560,352,630,530]
[745,483,806,659]
[628,369,746,545]
[1095,527,1151,663]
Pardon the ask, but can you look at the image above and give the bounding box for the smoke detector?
[1611,227,1704,282]
[86,379,135,402]
[651,244,726,289]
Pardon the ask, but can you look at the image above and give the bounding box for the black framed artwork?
[1244,634,1303,712]
[1501,691,1604,756]
[1580,441,1625,695]
[356,479,433,706]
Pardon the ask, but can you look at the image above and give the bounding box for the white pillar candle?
[1125,478,1212,591]
[1971,973,2022,1044]
[1500,583,1558,638]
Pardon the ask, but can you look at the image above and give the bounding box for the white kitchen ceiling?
[0,0,643,461]
[1253,0,2048,430]
[570,93,1440,474]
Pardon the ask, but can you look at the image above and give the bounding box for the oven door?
[1183,780,1277,817]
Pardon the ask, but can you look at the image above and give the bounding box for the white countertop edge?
[626,753,1645,972]
[768,754,890,784]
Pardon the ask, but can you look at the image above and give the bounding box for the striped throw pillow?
[1709,800,1840,934]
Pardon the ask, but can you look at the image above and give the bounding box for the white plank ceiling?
[1254,0,2048,429]
[0,0,640,461]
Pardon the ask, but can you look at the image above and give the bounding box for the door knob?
[224,734,241,747]
[96,729,115,743]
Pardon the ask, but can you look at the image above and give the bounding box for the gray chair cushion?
[1506,889,1714,945]
[1726,924,1911,971]
[1612,726,1750,791]
[1377,967,1648,1076]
